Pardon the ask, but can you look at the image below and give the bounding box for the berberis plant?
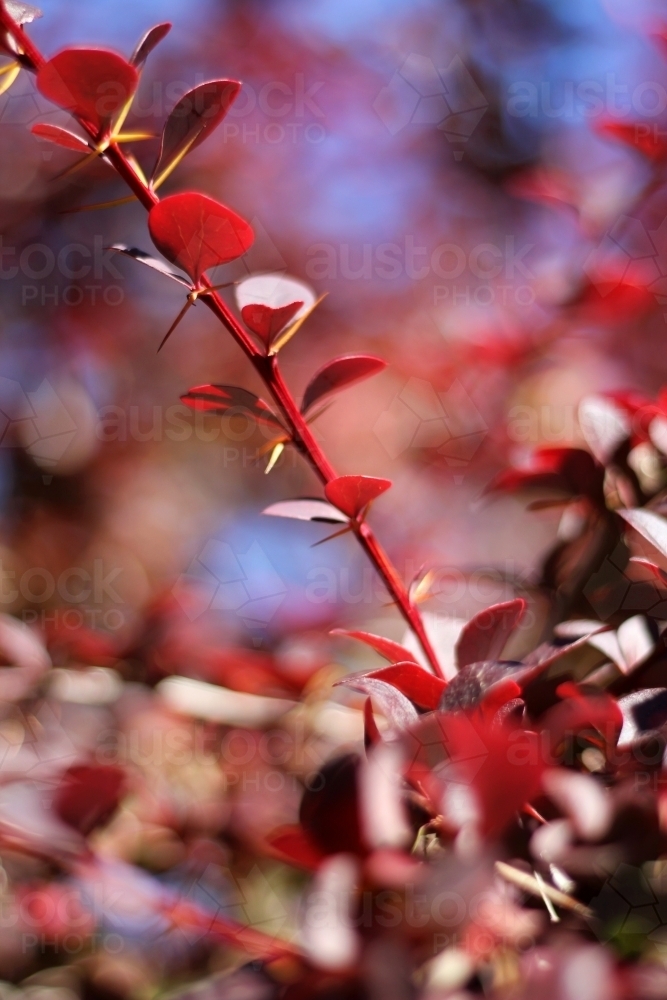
[5,3,667,999]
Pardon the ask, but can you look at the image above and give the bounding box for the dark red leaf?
[36,49,139,133]
[53,764,125,836]
[487,447,605,506]
[148,192,254,283]
[439,660,530,712]
[301,355,387,415]
[324,475,392,519]
[456,598,527,669]
[241,302,303,345]
[152,80,241,184]
[180,384,284,431]
[130,22,171,68]
[266,825,324,871]
[330,628,418,664]
[364,662,446,711]
[299,754,365,856]
[31,123,90,152]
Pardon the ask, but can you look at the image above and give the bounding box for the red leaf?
[31,123,90,152]
[152,80,241,184]
[148,192,254,283]
[130,22,171,68]
[300,754,365,856]
[487,447,605,505]
[405,714,544,838]
[180,384,284,430]
[542,689,623,758]
[301,355,387,415]
[597,120,667,162]
[324,475,392,519]
[53,764,125,836]
[36,49,139,133]
[241,302,302,344]
[266,825,324,871]
[364,663,446,711]
[330,628,418,664]
[456,598,527,669]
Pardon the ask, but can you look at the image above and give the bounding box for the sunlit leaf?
[31,122,91,152]
[236,273,315,348]
[324,475,392,519]
[148,192,254,283]
[0,59,19,95]
[301,355,387,415]
[262,499,348,524]
[130,22,171,68]
[152,79,240,187]
[264,441,285,474]
[180,384,284,431]
[269,293,327,355]
[107,244,191,286]
[629,556,667,586]
[336,674,419,729]
[456,598,527,669]
[330,628,418,665]
[36,48,139,134]
[620,507,667,559]
[5,1,41,25]
[578,395,630,465]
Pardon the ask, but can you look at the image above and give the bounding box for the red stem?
[0,6,444,680]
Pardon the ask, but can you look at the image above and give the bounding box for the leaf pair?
[180,384,285,433]
[33,32,239,195]
[264,476,392,534]
[108,192,255,349]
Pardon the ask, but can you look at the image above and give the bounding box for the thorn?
[311,524,353,547]
[157,299,193,352]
